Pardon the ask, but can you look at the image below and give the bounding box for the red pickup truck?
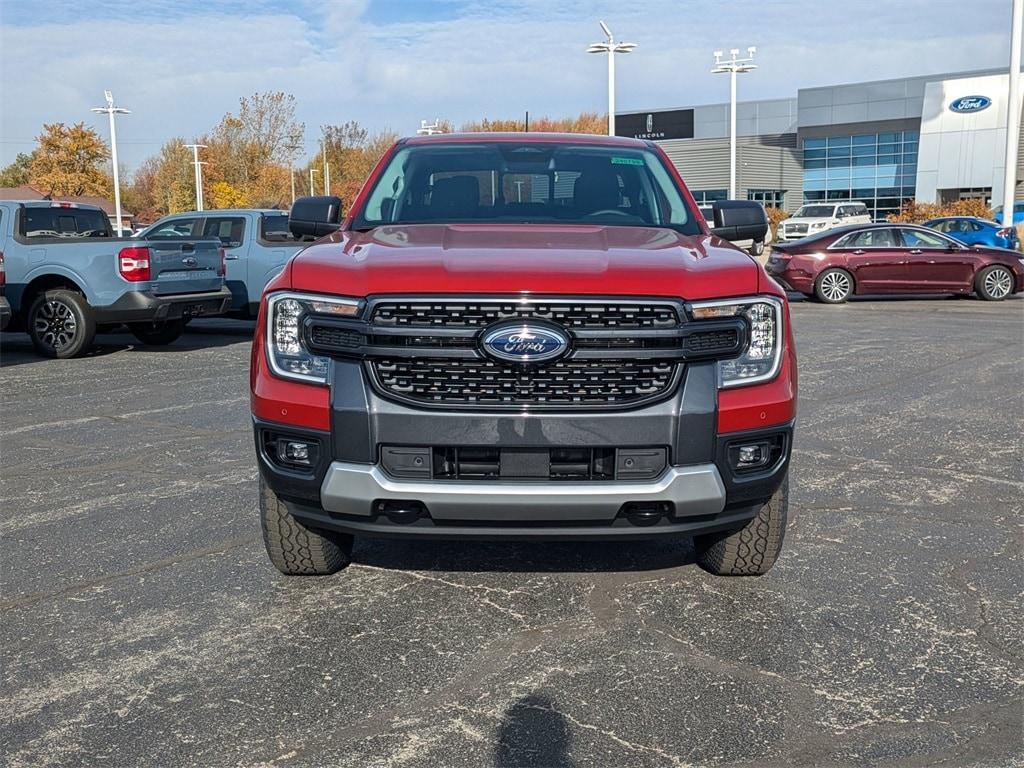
[251,133,796,577]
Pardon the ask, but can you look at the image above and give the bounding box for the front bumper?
[255,358,793,541]
[93,286,232,324]
[0,296,10,331]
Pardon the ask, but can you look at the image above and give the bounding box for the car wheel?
[260,477,353,575]
[748,240,765,257]
[27,289,96,358]
[975,265,1014,301]
[130,318,185,345]
[694,477,788,577]
[814,268,854,303]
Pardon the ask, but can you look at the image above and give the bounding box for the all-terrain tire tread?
[695,477,788,576]
[259,478,351,575]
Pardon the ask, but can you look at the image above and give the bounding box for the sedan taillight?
[119,247,151,282]
[218,247,226,277]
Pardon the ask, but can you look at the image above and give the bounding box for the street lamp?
[712,47,758,199]
[91,90,130,234]
[416,119,444,136]
[309,167,320,196]
[587,21,637,136]
[184,143,207,211]
[1001,0,1022,224]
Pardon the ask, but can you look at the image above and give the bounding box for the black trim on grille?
[367,358,683,411]
[370,299,682,329]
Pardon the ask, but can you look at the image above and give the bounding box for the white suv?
[777,202,871,242]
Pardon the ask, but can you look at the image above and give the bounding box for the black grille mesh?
[372,301,679,329]
[371,358,677,408]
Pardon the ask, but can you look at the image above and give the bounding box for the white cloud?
[0,0,1013,173]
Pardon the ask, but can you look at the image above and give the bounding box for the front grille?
[371,300,680,329]
[371,358,678,408]
[309,325,363,350]
[785,223,808,235]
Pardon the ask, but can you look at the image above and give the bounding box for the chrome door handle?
[853,249,865,254]
[909,249,922,254]
[224,254,240,260]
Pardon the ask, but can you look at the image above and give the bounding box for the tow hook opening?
[375,500,428,525]
[619,501,674,526]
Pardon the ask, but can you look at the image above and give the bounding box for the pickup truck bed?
[0,200,231,357]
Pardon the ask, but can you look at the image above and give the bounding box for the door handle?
[224,254,240,260]
[909,249,922,254]
[853,249,865,254]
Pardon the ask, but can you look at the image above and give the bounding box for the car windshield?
[21,207,112,238]
[353,141,700,234]
[793,205,835,218]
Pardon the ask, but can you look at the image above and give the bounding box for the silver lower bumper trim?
[319,462,726,521]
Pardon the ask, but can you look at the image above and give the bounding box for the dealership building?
[616,68,1023,221]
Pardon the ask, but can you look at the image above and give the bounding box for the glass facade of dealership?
[627,68,1023,222]
[801,131,919,221]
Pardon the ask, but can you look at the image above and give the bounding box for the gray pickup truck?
[0,200,231,357]
[139,209,305,318]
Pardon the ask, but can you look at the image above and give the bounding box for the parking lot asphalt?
[1,296,1022,768]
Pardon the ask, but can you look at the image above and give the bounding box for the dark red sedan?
[766,223,1024,303]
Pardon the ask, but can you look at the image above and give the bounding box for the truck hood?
[288,224,760,300]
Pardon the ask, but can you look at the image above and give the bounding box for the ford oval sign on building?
[481,323,568,363]
[949,95,992,114]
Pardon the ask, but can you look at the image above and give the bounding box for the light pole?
[1001,0,1022,224]
[416,119,444,136]
[184,143,207,211]
[286,143,301,205]
[321,138,331,195]
[712,47,757,200]
[309,168,320,196]
[587,21,637,136]
[91,90,130,234]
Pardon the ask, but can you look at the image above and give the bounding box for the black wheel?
[748,240,765,257]
[814,268,854,303]
[130,318,184,345]
[695,477,788,577]
[260,477,353,575]
[975,265,1014,301]
[27,289,96,358]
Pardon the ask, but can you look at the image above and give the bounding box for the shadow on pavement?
[495,694,574,768]
[354,537,696,574]
[0,321,254,368]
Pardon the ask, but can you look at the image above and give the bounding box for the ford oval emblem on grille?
[481,322,569,363]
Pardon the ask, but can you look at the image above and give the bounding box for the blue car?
[992,202,1024,226]
[923,217,1020,251]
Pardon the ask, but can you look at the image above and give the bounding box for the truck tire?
[975,265,1014,301]
[694,477,788,577]
[814,268,853,303]
[27,288,97,358]
[259,477,353,575]
[748,240,765,257]
[130,318,185,345]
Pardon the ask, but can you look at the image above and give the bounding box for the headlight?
[265,292,361,384]
[810,221,828,229]
[690,297,784,387]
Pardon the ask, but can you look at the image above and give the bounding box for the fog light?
[732,440,771,471]
[278,440,312,466]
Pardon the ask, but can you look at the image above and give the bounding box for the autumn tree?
[460,113,606,135]
[29,122,111,197]
[0,152,33,187]
[317,122,398,208]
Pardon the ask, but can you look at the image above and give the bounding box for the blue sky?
[0,0,1016,173]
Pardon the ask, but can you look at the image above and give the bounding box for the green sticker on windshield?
[611,156,644,166]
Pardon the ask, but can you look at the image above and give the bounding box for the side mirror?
[289,195,343,239]
[710,200,769,243]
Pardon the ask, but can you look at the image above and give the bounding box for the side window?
[847,229,896,248]
[202,216,246,247]
[900,228,948,249]
[969,221,984,232]
[146,218,198,239]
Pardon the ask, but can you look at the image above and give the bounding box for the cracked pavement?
[1,297,1022,767]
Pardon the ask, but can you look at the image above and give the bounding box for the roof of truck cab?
[402,132,651,147]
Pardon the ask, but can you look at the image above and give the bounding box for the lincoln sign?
[615,109,695,140]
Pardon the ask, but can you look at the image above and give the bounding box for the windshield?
[21,207,112,238]
[353,141,700,234]
[793,205,836,218]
